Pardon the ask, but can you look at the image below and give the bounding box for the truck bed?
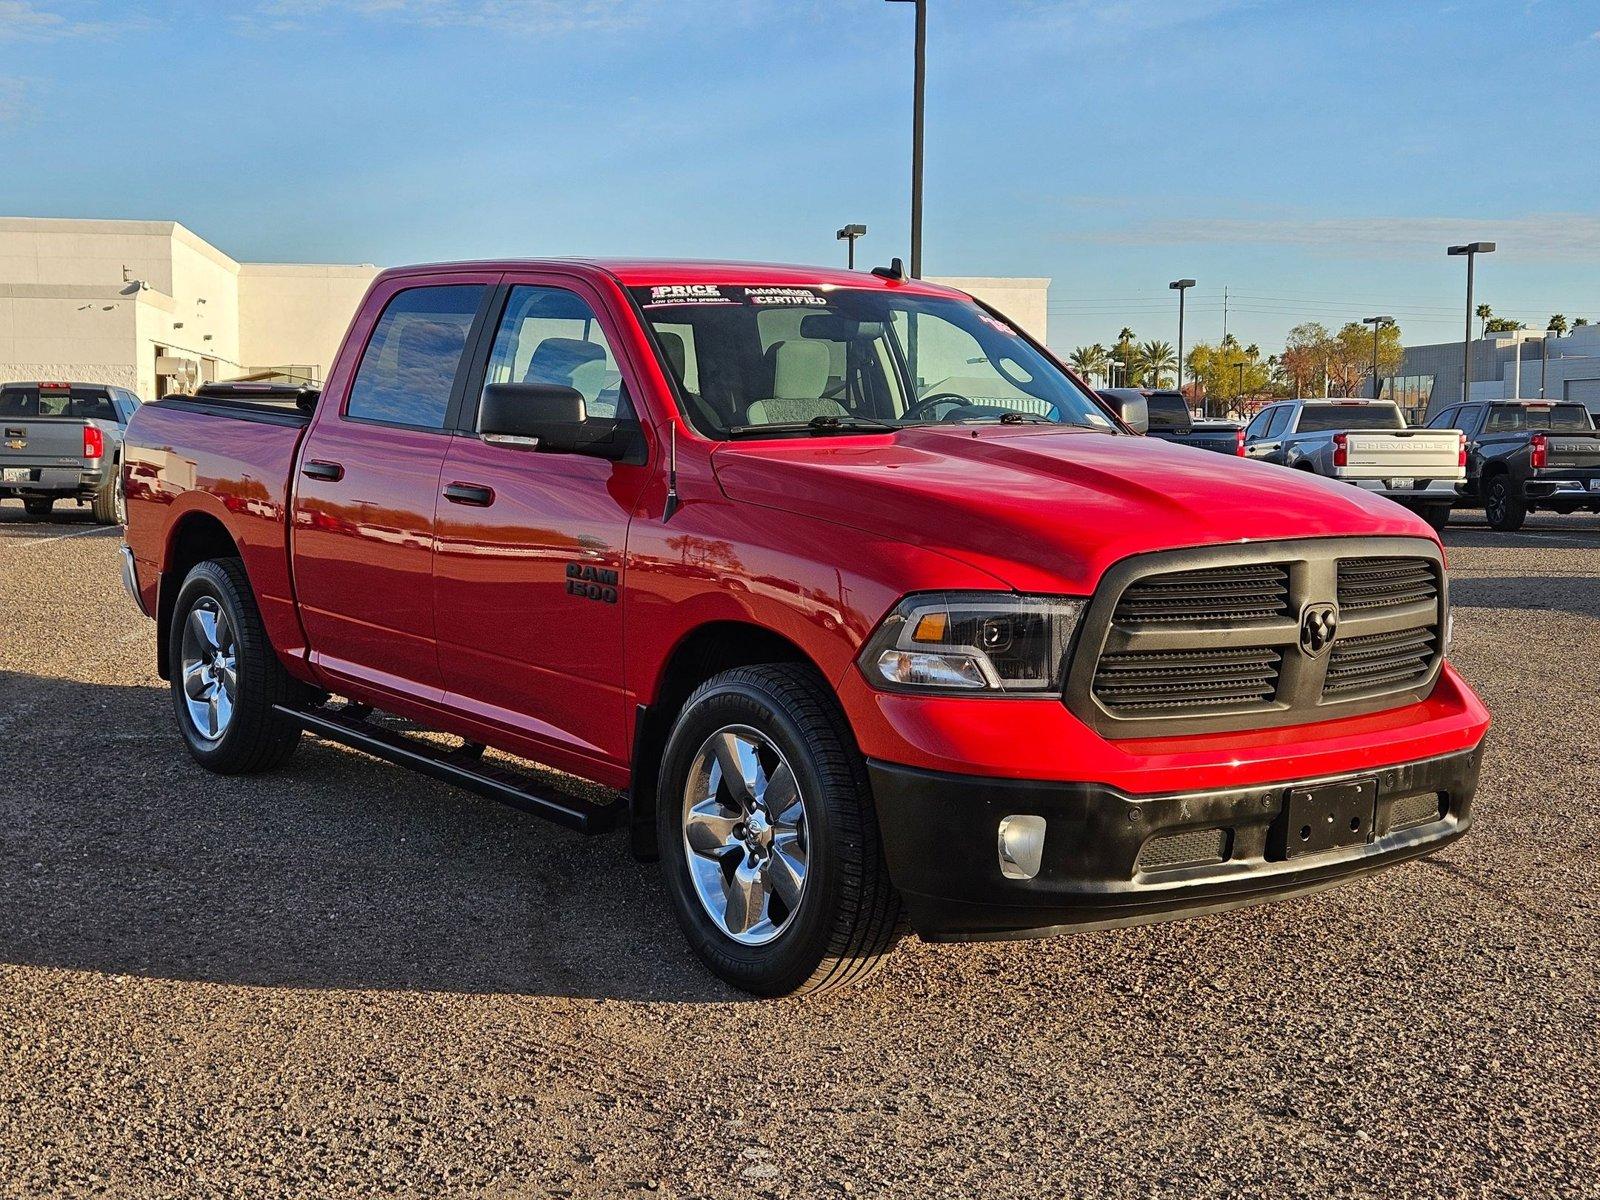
[1331,429,1464,482]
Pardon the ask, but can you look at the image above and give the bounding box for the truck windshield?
[628,285,1115,438]
[1485,404,1592,433]
[1295,404,1403,433]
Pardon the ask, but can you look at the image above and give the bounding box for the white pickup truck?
[1243,399,1465,529]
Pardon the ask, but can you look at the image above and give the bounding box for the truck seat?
[745,340,846,425]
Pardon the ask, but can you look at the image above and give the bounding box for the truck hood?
[712,425,1435,593]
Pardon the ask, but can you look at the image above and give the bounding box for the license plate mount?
[2,468,30,483]
[1272,778,1377,859]
[1589,479,1600,493]
[1386,478,1415,490]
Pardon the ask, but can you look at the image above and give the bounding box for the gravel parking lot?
[1,502,1596,1199]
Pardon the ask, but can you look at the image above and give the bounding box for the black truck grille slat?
[1094,647,1281,713]
[1336,558,1438,613]
[1322,628,1437,696]
[1113,564,1289,624]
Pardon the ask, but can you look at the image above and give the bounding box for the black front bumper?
[868,746,1481,941]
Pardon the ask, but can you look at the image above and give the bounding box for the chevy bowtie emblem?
[4,439,24,451]
[1299,603,1339,657]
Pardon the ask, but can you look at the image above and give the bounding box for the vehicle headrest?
[656,330,687,380]
[766,340,831,400]
[524,337,607,387]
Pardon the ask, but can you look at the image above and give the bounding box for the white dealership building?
[0,217,1049,401]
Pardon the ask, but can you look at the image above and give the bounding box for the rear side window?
[0,385,115,419]
[346,285,484,429]
[1486,404,1591,433]
[1295,404,1403,433]
[1144,392,1189,430]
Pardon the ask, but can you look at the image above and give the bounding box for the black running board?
[275,704,624,835]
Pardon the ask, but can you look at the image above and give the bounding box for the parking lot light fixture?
[1447,242,1495,405]
[1363,315,1393,400]
[836,224,868,269]
[1170,279,1195,397]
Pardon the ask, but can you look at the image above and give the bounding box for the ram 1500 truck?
[1423,400,1600,530]
[1098,388,1245,456]
[120,260,1490,995]
[1,380,139,521]
[1244,399,1465,530]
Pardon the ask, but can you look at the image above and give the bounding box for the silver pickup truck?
[0,381,139,523]
[1244,399,1465,530]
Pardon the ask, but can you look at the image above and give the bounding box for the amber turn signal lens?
[911,612,948,643]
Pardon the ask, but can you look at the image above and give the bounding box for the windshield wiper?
[726,415,901,438]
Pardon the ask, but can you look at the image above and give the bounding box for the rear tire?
[1483,474,1526,532]
[656,663,903,996]
[90,465,119,525]
[22,497,54,518]
[1417,503,1451,532]
[169,557,302,773]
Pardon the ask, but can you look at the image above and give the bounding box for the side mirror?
[1112,393,1149,435]
[478,382,636,460]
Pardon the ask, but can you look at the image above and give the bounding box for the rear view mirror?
[1111,393,1149,435]
[479,382,637,460]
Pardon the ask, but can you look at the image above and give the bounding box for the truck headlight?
[859,592,1085,696]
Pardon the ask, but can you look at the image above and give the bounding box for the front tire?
[1484,474,1526,532]
[1417,503,1451,532]
[169,557,302,773]
[657,663,902,996]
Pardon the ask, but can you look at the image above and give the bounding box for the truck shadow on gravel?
[0,671,740,1003]
[1447,575,1600,619]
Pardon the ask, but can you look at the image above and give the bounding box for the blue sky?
[3,0,1598,354]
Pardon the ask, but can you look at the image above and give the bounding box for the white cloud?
[1079,212,1600,263]
[0,0,148,41]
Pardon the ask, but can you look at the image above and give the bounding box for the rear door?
[291,276,495,700]
[431,274,653,772]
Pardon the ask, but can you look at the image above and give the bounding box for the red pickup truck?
[120,259,1490,995]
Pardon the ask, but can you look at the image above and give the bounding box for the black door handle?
[443,481,495,506]
[302,460,344,482]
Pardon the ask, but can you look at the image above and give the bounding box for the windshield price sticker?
[643,285,829,308]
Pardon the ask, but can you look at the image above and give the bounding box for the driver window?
[1426,406,1459,430]
[890,309,1050,417]
[483,286,634,421]
[1245,408,1274,438]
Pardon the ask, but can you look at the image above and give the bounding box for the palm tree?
[1548,314,1569,337]
[1575,317,1591,329]
[1137,339,1177,387]
[1069,344,1108,383]
[1475,303,1492,340]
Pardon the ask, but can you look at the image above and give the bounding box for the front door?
[292,277,493,700]
[432,277,652,775]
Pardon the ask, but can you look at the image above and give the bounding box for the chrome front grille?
[1069,538,1446,737]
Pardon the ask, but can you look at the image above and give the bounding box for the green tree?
[1279,322,1334,396]
[1327,320,1404,397]
[1136,339,1177,387]
[1108,327,1138,386]
[1185,340,1271,414]
[1575,317,1591,328]
[1069,344,1108,383]
[1475,303,1492,339]
[1548,314,1569,337]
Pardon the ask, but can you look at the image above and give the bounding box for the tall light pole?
[1447,242,1495,406]
[1235,360,1245,405]
[1170,278,1195,398]
[887,0,926,277]
[836,224,867,269]
[1363,315,1393,400]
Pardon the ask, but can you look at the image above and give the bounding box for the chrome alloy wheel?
[681,725,810,945]
[180,597,238,742]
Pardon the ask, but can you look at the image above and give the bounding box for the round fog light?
[997,814,1047,880]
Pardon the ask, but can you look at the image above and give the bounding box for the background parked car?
[1425,399,1600,531]
[0,380,138,522]
[1243,398,1464,530]
[1098,387,1244,455]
